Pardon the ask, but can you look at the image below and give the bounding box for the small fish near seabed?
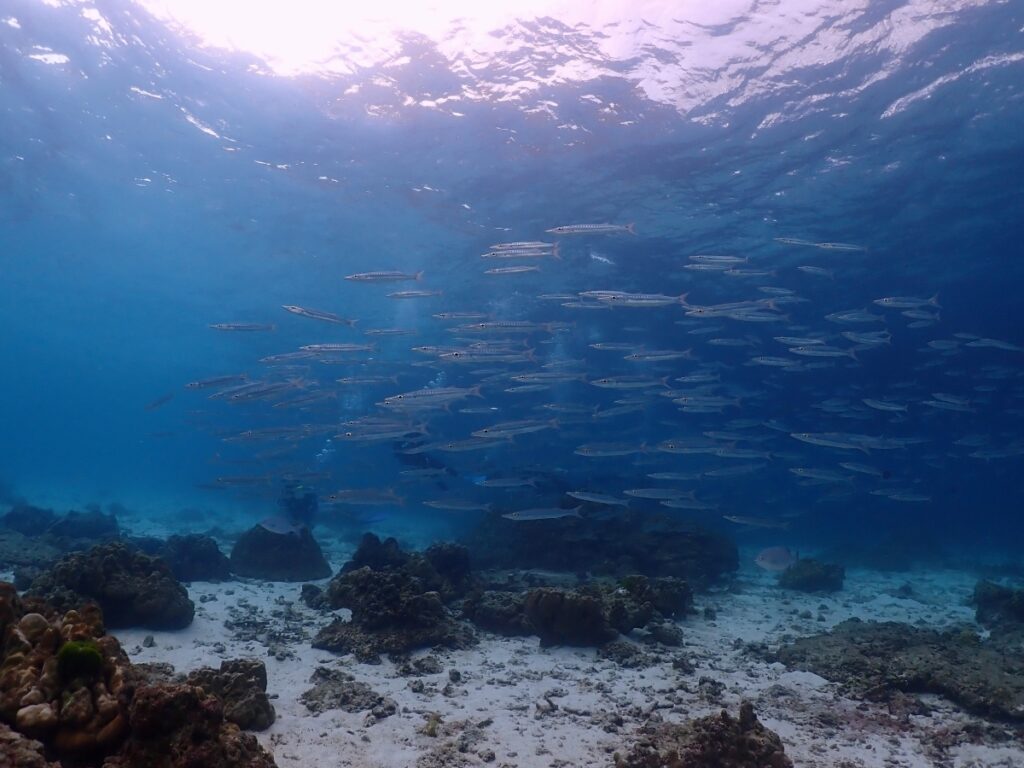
[754,546,799,572]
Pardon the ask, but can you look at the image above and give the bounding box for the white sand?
[108,549,1024,768]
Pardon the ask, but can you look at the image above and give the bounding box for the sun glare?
[137,0,550,75]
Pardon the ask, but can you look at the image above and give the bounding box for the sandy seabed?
[99,547,1023,768]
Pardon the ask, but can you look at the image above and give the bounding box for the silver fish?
[502,506,583,521]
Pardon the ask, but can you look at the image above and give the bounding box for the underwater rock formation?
[0,582,278,767]
[299,666,397,720]
[162,534,232,583]
[45,509,120,544]
[185,658,275,731]
[775,618,1024,722]
[972,580,1024,629]
[465,576,692,649]
[776,558,844,592]
[523,588,618,647]
[461,590,533,636]
[0,722,61,768]
[314,566,475,663]
[467,512,737,584]
[229,524,331,582]
[0,505,59,537]
[0,532,62,577]
[614,701,793,768]
[27,543,194,630]
[0,583,131,759]
[313,535,476,663]
[106,682,277,768]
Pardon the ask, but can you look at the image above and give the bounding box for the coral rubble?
[614,702,793,767]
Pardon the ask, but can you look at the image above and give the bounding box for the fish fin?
[415,271,424,281]
[552,242,561,260]
[929,292,941,308]
[678,292,690,307]
[626,222,637,235]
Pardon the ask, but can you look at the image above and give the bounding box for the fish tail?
[415,271,424,281]
[678,292,690,307]
[552,242,562,260]
[929,292,941,308]
[626,222,637,235]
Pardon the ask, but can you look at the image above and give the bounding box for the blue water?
[2,0,1023,558]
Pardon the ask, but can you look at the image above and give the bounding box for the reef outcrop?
[229,524,331,582]
[775,618,1024,722]
[615,701,793,767]
[972,580,1024,629]
[162,534,232,583]
[26,543,194,630]
[464,575,693,648]
[185,658,275,731]
[312,535,476,663]
[466,512,737,585]
[0,581,278,767]
[105,682,276,768]
[299,666,396,720]
[777,558,844,592]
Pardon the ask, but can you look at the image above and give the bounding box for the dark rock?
[614,702,792,768]
[125,536,167,557]
[775,618,1024,722]
[13,565,45,591]
[315,538,477,662]
[0,722,61,768]
[131,662,177,686]
[423,542,473,595]
[523,588,617,647]
[45,509,119,543]
[645,621,683,647]
[467,513,737,584]
[300,583,327,610]
[312,603,475,664]
[229,525,331,582]
[395,656,443,676]
[462,590,532,636]
[0,531,61,572]
[326,567,445,631]
[163,534,232,582]
[339,534,474,601]
[186,659,275,731]
[620,575,694,618]
[106,682,277,768]
[972,580,1024,629]
[299,666,396,718]
[599,639,652,668]
[340,533,409,574]
[27,543,194,630]
[777,559,844,592]
[602,587,655,635]
[0,505,58,537]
